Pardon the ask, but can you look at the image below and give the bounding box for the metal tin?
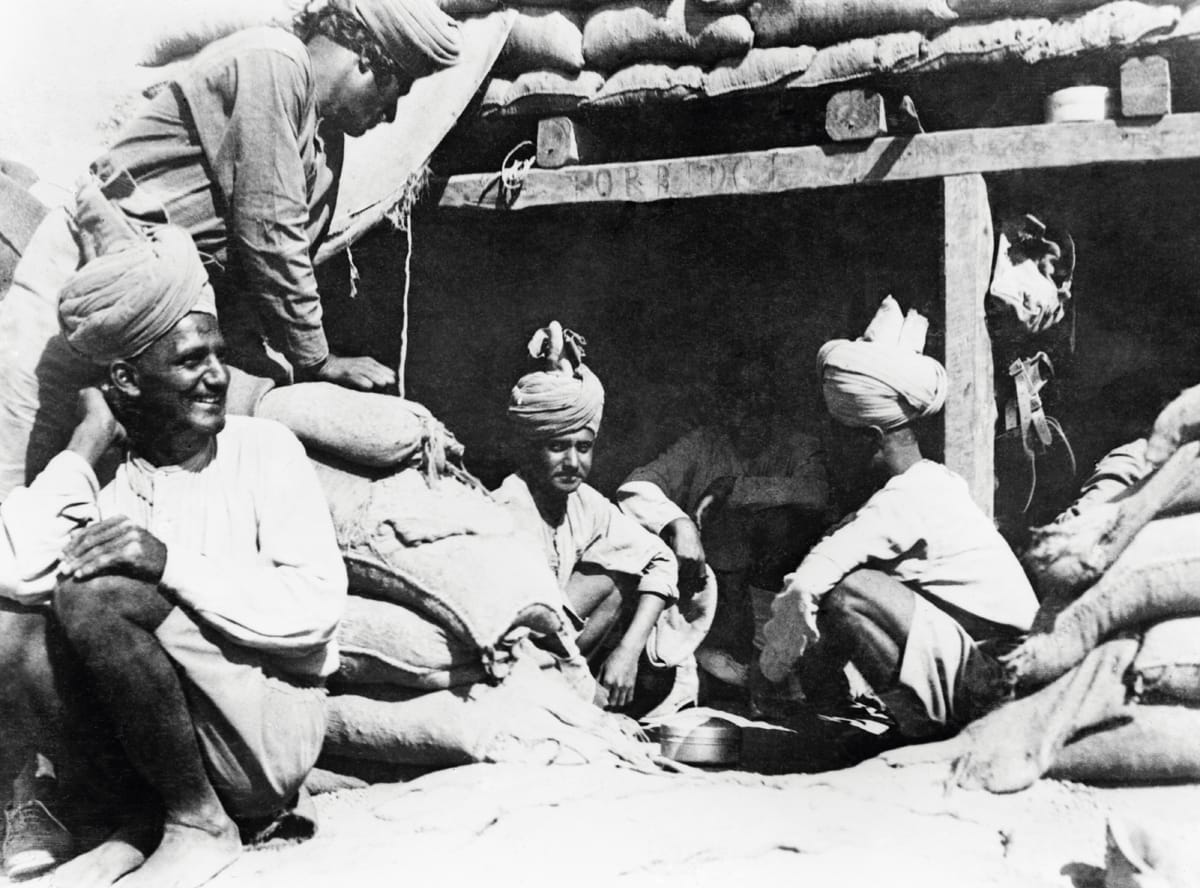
[1044,85,1116,123]
[657,717,741,765]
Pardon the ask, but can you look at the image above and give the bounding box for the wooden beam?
[435,113,1200,211]
[940,173,995,517]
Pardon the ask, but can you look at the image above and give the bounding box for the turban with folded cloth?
[817,296,947,431]
[58,179,216,365]
[508,321,605,439]
[334,0,462,78]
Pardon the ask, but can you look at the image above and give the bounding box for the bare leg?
[52,577,239,888]
[883,638,1138,793]
[818,570,915,693]
[1024,442,1200,596]
[1006,516,1200,690]
[566,569,623,657]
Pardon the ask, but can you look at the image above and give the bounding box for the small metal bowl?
[657,717,742,766]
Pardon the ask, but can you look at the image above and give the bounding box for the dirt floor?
[4,756,1199,888]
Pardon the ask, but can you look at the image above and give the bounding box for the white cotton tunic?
[790,460,1037,630]
[0,416,346,678]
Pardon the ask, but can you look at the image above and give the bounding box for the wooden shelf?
[434,112,1200,212]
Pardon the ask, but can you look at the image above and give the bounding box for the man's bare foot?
[114,820,240,888]
[51,824,147,888]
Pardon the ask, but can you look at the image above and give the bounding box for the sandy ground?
[5,757,1200,888]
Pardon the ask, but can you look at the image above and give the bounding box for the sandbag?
[747,0,954,49]
[440,0,504,16]
[582,0,754,71]
[1020,1,1181,65]
[588,63,704,107]
[1008,512,1200,690]
[257,383,435,468]
[901,17,1050,74]
[324,650,657,768]
[1050,705,1200,783]
[483,70,606,116]
[1131,616,1200,703]
[794,31,925,86]
[139,0,309,66]
[313,457,566,672]
[335,595,486,689]
[497,8,586,75]
[703,45,818,96]
[949,0,1122,18]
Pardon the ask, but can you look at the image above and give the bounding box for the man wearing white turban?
[494,323,712,717]
[759,297,1037,740]
[0,0,463,498]
[0,182,346,887]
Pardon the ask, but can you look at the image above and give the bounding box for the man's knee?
[53,575,165,635]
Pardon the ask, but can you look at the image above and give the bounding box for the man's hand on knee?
[60,517,166,584]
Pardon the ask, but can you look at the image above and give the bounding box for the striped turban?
[508,321,605,439]
[59,180,215,365]
[817,296,947,430]
[335,0,462,78]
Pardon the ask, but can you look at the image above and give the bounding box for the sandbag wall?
[472,0,1200,119]
[307,450,599,772]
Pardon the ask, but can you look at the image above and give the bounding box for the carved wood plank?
[435,114,1200,211]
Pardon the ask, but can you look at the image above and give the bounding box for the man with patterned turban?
[494,322,713,718]
[0,181,346,887]
[759,297,1037,740]
[0,0,463,498]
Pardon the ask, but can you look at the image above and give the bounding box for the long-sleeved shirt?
[616,425,830,535]
[788,460,1037,631]
[99,27,341,370]
[493,474,679,604]
[0,417,347,678]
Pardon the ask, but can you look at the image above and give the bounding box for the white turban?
[817,296,947,430]
[508,321,605,439]
[334,0,462,78]
[59,180,216,364]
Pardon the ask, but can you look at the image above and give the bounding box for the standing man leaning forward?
[0,0,462,497]
[760,297,1037,740]
[2,184,346,888]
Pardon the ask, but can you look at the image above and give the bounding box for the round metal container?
[1044,85,1115,123]
[657,717,741,766]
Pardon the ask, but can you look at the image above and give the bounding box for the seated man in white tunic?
[493,323,710,717]
[0,181,346,888]
[760,297,1038,740]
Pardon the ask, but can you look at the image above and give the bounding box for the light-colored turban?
[335,0,462,78]
[817,296,947,430]
[59,181,216,364]
[508,321,605,439]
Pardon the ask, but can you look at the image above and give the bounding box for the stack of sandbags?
[312,455,622,771]
[483,0,1196,119]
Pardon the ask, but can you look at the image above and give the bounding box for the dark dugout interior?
[318,158,1200,539]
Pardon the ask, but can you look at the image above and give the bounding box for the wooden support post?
[940,173,995,516]
[536,117,596,169]
[1121,55,1172,118]
[825,89,888,142]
